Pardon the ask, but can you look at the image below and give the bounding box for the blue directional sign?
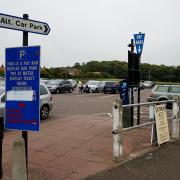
[5,46,40,131]
[134,33,145,55]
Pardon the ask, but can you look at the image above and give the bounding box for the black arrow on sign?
[44,25,49,34]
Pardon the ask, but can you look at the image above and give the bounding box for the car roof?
[156,84,180,87]
[105,81,116,83]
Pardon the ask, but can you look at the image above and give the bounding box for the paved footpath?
[86,140,180,180]
[2,115,156,180]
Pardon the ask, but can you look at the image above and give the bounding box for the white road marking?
[92,112,112,117]
[107,113,112,117]
[100,95,118,98]
[138,115,149,118]
[134,115,149,119]
[76,94,93,96]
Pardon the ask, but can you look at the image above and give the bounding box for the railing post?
[172,96,180,139]
[112,99,123,162]
[149,105,155,144]
[149,105,154,122]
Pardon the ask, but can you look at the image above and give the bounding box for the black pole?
[137,55,141,125]
[130,87,134,126]
[22,13,28,174]
[137,85,140,125]
[131,39,134,52]
[130,39,134,126]
[137,32,141,125]
[0,118,4,178]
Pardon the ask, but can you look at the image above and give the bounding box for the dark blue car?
[103,81,120,94]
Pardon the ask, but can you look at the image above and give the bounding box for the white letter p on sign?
[19,50,26,60]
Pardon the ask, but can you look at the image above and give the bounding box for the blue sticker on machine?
[5,46,40,131]
[119,80,129,105]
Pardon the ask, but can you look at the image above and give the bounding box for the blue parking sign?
[5,46,40,131]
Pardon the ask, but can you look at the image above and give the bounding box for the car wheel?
[40,105,49,120]
[158,98,170,109]
[56,88,60,94]
[96,88,99,93]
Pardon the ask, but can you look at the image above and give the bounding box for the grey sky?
[0,0,179,67]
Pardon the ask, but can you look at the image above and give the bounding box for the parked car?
[143,81,155,89]
[140,82,145,90]
[40,78,49,85]
[40,84,54,119]
[47,80,73,94]
[85,80,100,93]
[147,84,180,108]
[0,84,53,120]
[97,81,107,92]
[103,81,120,94]
[68,79,77,90]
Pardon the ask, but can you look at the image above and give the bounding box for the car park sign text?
[0,13,50,35]
[5,46,40,131]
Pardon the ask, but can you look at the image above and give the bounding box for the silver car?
[97,81,107,92]
[147,85,180,101]
[143,81,155,89]
[147,84,180,108]
[0,84,53,120]
[86,80,100,93]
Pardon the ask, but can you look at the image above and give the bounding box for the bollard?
[112,99,123,162]
[12,136,27,180]
[172,96,180,139]
[149,105,157,144]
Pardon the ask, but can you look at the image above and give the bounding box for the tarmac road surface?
[49,89,151,120]
[86,140,180,180]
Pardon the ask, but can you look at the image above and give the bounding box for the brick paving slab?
[1,115,155,180]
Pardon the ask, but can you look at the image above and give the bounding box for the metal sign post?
[133,32,145,125]
[0,12,50,178]
[22,14,28,172]
[5,45,40,173]
[128,39,135,127]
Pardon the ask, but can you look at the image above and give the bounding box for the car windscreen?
[0,89,4,95]
[105,82,115,86]
[48,81,59,85]
[144,81,151,84]
[170,86,180,93]
[40,85,48,95]
[87,81,99,85]
[155,86,169,92]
